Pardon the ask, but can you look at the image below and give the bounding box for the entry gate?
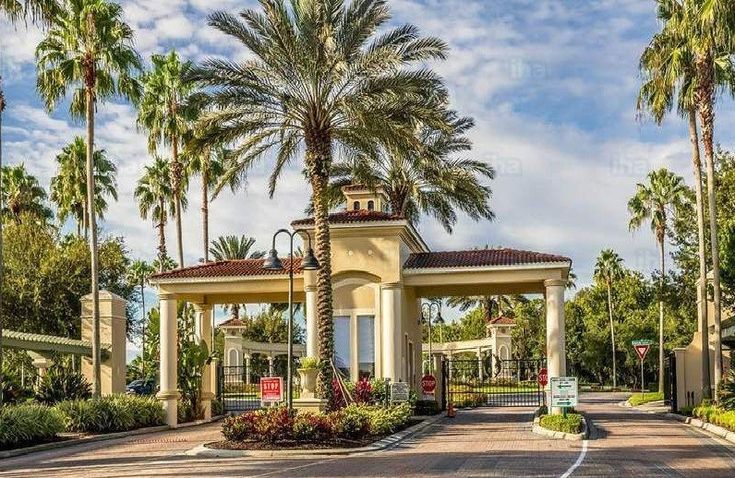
[443,358,545,407]
[217,360,300,412]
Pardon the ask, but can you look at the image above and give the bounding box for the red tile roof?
[487,315,516,325]
[150,258,302,280]
[291,210,403,227]
[403,248,571,269]
[219,318,246,328]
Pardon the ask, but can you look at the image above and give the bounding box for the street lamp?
[263,228,320,410]
[420,301,442,375]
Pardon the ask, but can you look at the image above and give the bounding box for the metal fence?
[217,358,301,412]
[663,352,677,412]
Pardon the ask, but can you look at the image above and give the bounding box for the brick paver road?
[1,393,734,477]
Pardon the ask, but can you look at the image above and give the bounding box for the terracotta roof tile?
[403,248,571,269]
[291,210,403,227]
[219,318,246,328]
[150,258,302,280]
[487,315,516,325]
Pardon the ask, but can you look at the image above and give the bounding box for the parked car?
[126,378,157,395]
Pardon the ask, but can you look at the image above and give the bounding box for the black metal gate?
[443,357,545,407]
[663,352,677,412]
[217,360,300,412]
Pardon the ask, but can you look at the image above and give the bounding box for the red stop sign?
[538,368,548,387]
[421,374,437,394]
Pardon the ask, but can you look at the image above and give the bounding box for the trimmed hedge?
[692,404,735,432]
[539,413,583,434]
[0,403,66,450]
[56,394,165,433]
[628,392,663,407]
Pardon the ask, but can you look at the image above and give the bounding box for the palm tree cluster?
[637,0,735,399]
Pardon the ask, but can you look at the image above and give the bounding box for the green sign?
[632,339,653,346]
[550,377,578,408]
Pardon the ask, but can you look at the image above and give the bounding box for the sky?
[3,0,735,361]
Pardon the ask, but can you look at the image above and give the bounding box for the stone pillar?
[244,354,251,385]
[268,356,275,376]
[305,282,318,358]
[545,279,566,414]
[195,304,214,420]
[81,290,127,395]
[157,293,180,427]
[477,348,484,382]
[380,283,402,381]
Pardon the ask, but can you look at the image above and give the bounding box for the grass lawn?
[628,392,663,406]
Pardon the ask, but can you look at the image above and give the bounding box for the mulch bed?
[208,418,423,451]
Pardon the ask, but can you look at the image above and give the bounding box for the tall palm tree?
[327,112,494,232]
[127,260,155,377]
[135,157,181,271]
[192,0,451,398]
[36,0,141,398]
[50,136,117,237]
[137,50,196,268]
[594,249,624,390]
[0,164,52,223]
[446,295,525,320]
[628,168,688,393]
[209,235,265,321]
[638,14,712,398]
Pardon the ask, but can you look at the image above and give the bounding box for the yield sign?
[632,340,652,361]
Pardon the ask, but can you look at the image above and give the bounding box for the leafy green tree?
[36,0,142,397]
[137,50,196,268]
[629,168,688,392]
[126,260,155,376]
[209,235,264,321]
[50,136,117,237]
[0,164,52,223]
[191,0,452,399]
[243,308,304,344]
[594,249,625,389]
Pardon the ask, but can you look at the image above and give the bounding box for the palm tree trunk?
[0,80,5,405]
[82,199,88,240]
[157,197,167,272]
[607,283,617,389]
[658,236,665,394]
[140,281,146,377]
[171,135,184,268]
[202,162,209,263]
[688,109,711,399]
[306,131,335,404]
[85,85,102,398]
[696,55,723,400]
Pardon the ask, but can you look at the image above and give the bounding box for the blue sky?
[3,0,735,360]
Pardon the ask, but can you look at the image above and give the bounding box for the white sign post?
[550,377,578,416]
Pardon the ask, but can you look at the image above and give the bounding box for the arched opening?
[367,200,375,211]
[228,348,241,367]
[353,200,360,210]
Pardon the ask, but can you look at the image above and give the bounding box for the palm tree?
[127,260,155,377]
[0,164,52,223]
[135,157,182,271]
[192,0,451,398]
[446,295,525,320]
[36,0,141,398]
[638,13,713,398]
[152,255,177,273]
[209,235,265,321]
[628,168,688,393]
[594,249,624,390]
[137,50,196,268]
[328,112,494,232]
[50,136,117,237]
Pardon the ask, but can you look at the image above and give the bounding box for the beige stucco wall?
[80,291,127,395]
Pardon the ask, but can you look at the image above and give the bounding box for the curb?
[186,413,444,458]
[0,414,225,460]
[663,413,735,445]
[531,408,589,441]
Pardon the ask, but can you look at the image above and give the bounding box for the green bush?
[365,404,412,435]
[222,412,258,442]
[211,399,224,417]
[35,366,92,405]
[299,357,320,370]
[0,403,66,449]
[539,413,583,434]
[692,404,735,431]
[718,369,735,411]
[333,405,371,439]
[293,412,334,442]
[56,394,164,433]
[627,392,663,407]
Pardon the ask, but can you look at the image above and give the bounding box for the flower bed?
[214,403,417,450]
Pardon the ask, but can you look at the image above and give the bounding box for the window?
[353,201,360,211]
[358,315,375,379]
[367,200,375,211]
[334,316,351,376]
[228,348,240,367]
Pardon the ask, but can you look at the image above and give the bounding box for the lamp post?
[262,228,320,410]
[420,301,442,375]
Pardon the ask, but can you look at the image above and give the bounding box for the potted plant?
[298,357,320,399]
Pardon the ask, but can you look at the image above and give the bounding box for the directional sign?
[632,339,653,361]
[538,368,548,387]
[550,377,578,408]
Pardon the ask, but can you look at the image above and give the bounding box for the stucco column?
[195,304,214,420]
[268,356,275,376]
[157,293,179,427]
[380,283,402,381]
[305,272,318,358]
[545,279,567,414]
[244,354,251,385]
[477,348,484,381]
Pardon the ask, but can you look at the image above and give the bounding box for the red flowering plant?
[293,412,335,442]
[354,378,373,404]
[254,407,295,443]
[222,411,258,442]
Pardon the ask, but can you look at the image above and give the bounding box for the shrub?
[369,378,389,405]
[539,413,583,434]
[299,357,319,370]
[333,405,370,439]
[354,379,373,404]
[222,412,258,442]
[692,404,735,431]
[211,399,224,417]
[254,407,295,443]
[718,369,735,411]
[56,394,164,433]
[627,392,663,407]
[35,366,92,405]
[1,369,32,405]
[293,412,334,442]
[366,404,411,435]
[0,403,66,449]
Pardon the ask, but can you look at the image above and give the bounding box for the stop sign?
[421,374,437,394]
[538,368,548,387]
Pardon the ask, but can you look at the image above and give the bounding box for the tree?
[50,136,117,237]
[0,164,52,223]
[137,50,196,268]
[135,157,181,270]
[209,235,265,321]
[628,168,688,392]
[191,0,451,400]
[594,249,625,389]
[126,260,154,377]
[36,0,142,396]
[446,295,525,320]
[327,112,494,232]
[638,12,713,398]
